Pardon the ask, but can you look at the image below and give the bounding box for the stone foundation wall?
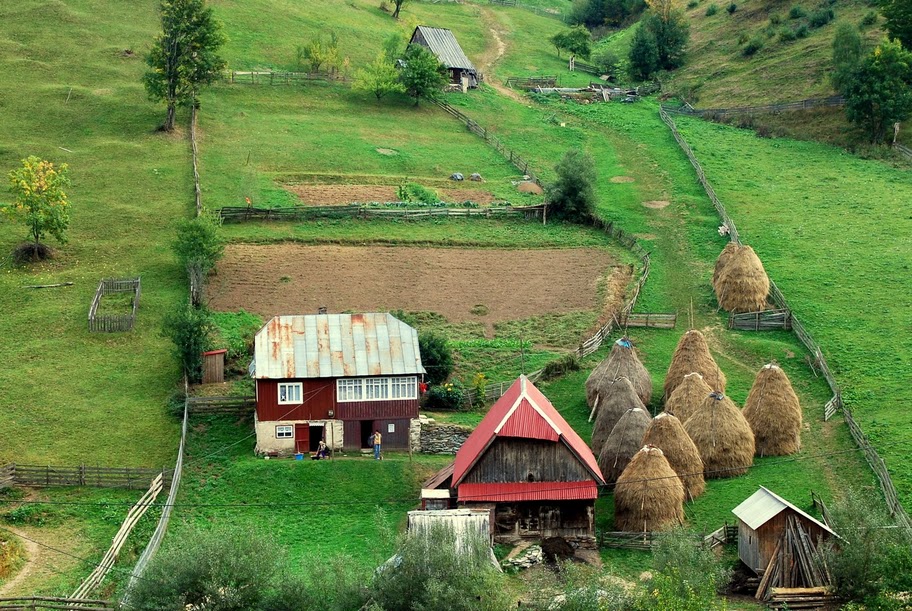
[410,415,473,454]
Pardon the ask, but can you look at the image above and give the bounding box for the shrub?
[540,354,581,380]
[686,0,698,8]
[161,302,214,383]
[651,528,731,601]
[860,10,878,26]
[789,5,807,19]
[173,215,224,276]
[418,332,453,385]
[545,149,597,222]
[397,182,439,204]
[590,46,620,75]
[779,26,798,41]
[726,3,737,14]
[769,13,781,24]
[795,24,810,37]
[743,37,764,56]
[705,3,718,15]
[809,7,835,28]
[425,380,466,411]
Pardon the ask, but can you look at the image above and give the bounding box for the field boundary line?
[661,95,845,118]
[659,106,912,534]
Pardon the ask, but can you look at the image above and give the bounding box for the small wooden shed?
[409,26,478,88]
[202,349,227,384]
[732,486,838,575]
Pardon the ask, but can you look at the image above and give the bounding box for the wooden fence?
[728,308,791,331]
[187,395,256,415]
[661,95,845,119]
[619,312,676,329]
[0,463,13,489]
[505,75,557,89]
[217,203,543,223]
[0,598,115,610]
[659,106,912,538]
[71,474,164,599]
[896,143,912,162]
[597,525,734,550]
[226,70,346,85]
[87,277,141,333]
[191,106,202,216]
[3,464,171,489]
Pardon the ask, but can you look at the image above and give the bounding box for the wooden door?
[294,423,309,454]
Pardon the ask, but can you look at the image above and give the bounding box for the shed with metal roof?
[409,26,478,87]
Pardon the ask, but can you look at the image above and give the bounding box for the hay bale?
[642,412,705,500]
[590,377,645,455]
[598,407,652,484]
[715,244,770,313]
[586,338,653,409]
[684,392,755,479]
[614,445,685,532]
[663,330,727,399]
[712,242,740,293]
[664,372,713,425]
[743,364,802,456]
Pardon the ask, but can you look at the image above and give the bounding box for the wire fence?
[659,106,912,536]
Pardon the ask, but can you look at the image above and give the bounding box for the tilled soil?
[283,184,500,205]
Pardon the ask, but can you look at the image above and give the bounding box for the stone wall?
[410,415,473,454]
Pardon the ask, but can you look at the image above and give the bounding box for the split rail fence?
[728,308,791,331]
[187,395,256,415]
[1,464,171,489]
[87,278,140,333]
[597,524,736,550]
[659,106,912,537]
[505,75,557,89]
[896,143,912,162]
[0,598,115,610]
[226,70,347,85]
[661,95,845,119]
[217,204,544,223]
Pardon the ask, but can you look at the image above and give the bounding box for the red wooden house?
[425,376,605,547]
[251,313,425,455]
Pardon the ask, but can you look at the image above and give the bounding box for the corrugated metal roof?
[732,486,837,536]
[452,376,605,486]
[423,461,454,490]
[458,481,598,502]
[253,313,425,379]
[412,26,476,71]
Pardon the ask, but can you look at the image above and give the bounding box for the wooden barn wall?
[336,400,418,420]
[463,438,592,484]
[463,500,595,539]
[753,511,833,574]
[342,418,411,450]
[256,379,335,421]
[738,521,761,573]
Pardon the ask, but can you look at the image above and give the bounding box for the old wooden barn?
[426,376,605,547]
[251,313,425,455]
[409,25,478,88]
[732,486,838,575]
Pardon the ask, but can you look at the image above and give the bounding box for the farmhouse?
[732,486,838,575]
[426,376,605,547]
[251,313,425,456]
[408,25,478,88]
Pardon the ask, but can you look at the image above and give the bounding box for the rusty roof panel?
[253,313,424,379]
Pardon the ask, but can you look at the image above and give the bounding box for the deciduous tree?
[629,25,660,79]
[392,0,409,19]
[399,45,448,106]
[161,302,214,383]
[545,149,597,223]
[844,39,912,142]
[881,0,912,50]
[550,26,593,59]
[832,22,864,94]
[144,0,226,132]
[5,156,70,261]
[353,51,406,101]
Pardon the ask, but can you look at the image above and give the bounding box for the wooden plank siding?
[463,438,593,484]
[342,419,411,450]
[255,379,335,421]
[336,400,418,420]
[739,511,833,574]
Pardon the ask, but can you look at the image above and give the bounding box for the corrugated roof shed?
[732,486,837,536]
[253,313,425,379]
[411,26,476,71]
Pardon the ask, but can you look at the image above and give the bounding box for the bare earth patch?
[375,148,397,156]
[284,184,500,205]
[642,200,671,209]
[610,176,636,183]
[208,244,618,325]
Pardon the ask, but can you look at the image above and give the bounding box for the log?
[26,282,74,289]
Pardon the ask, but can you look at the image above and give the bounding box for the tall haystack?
[743,364,802,456]
[712,242,740,293]
[614,445,685,532]
[590,377,645,456]
[663,330,727,399]
[665,372,713,424]
[598,407,652,484]
[714,244,770,313]
[586,338,653,409]
[642,412,705,500]
[684,392,755,479]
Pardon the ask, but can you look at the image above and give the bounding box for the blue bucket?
[294,453,304,461]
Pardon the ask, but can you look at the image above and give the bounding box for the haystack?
[714,244,770,313]
[642,412,705,500]
[590,377,645,455]
[664,372,713,424]
[712,242,740,293]
[684,392,755,479]
[614,445,685,532]
[586,338,653,410]
[663,330,727,399]
[598,407,652,484]
[743,364,802,456]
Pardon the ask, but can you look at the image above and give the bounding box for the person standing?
[373,429,383,460]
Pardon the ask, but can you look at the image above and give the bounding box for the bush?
[789,5,807,19]
[809,7,835,27]
[795,24,810,37]
[629,24,660,79]
[651,528,731,601]
[860,10,878,26]
[397,182,439,204]
[425,380,466,411]
[779,26,798,41]
[418,332,453,385]
[705,3,718,15]
[545,149,597,222]
[743,36,764,56]
[686,0,698,8]
[726,3,737,13]
[262,559,368,611]
[590,46,620,75]
[540,354,581,380]
[769,13,781,24]
[161,302,214,383]
[172,215,224,276]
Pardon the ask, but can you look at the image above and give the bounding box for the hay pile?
[665,372,713,424]
[714,244,770,313]
[743,364,802,456]
[642,412,705,500]
[712,242,740,292]
[586,338,653,408]
[663,330,727,399]
[598,407,652,484]
[684,392,755,479]
[614,445,685,532]
[590,377,645,455]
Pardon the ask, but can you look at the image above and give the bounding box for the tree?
[173,215,224,274]
[881,0,912,50]
[550,26,593,59]
[399,45,448,106]
[298,32,340,74]
[844,39,912,142]
[144,0,226,132]
[831,22,864,94]
[629,25,660,80]
[162,302,214,383]
[545,149,597,223]
[392,0,409,19]
[418,332,453,385]
[5,156,70,261]
[353,51,406,101]
[647,12,690,70]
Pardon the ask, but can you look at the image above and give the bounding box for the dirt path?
[0,527,38,596]
[478,9,525,103]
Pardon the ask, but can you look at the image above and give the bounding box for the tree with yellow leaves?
[5,156,71,261]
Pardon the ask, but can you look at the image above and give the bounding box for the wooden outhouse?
[251,313,425,456]
[408,26,478,88]
[202,349,227,384]
[732,486,838,575]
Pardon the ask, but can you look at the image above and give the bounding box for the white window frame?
[276,425,293,439]
[365,377,389,401]
[390,376,418,400]
[278,382,302,405]
[337,377,418,402]
[388,423,396,433]
[337,378,363,402]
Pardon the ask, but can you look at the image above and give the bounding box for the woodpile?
[755,515,835,608]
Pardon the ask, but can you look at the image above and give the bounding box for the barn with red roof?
[423,375,605,547]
